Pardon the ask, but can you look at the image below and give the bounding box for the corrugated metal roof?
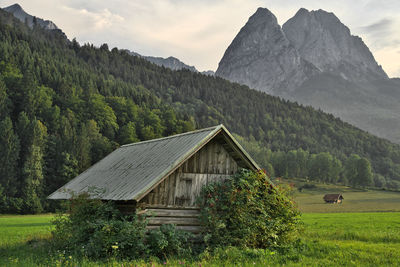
[48,124,260,201]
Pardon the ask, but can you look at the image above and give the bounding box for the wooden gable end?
[138,136,240,208]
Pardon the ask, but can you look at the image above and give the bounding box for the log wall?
[135,138,241,232]
[139,139,238,207]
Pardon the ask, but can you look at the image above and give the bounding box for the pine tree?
[118,121,139,144]
[21,119,47,213]
[0,117,20,196]
[0,80,11,119]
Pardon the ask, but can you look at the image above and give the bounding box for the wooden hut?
[323,194,344,204]
[48,125,261,233]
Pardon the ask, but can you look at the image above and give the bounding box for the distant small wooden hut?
[323,194,344,204]
[48,125,263,233]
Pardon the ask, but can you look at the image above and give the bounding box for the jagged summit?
[250,7,278,23]
[217,6,388,93]
[216,7,399,143]
[124,50,198,72]
[4,3,59,30]
[282,8,388,81]
[216,7,318,94]
[4,3,22,11]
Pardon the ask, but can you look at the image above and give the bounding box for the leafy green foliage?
[252,147,384,189]
[51,194,148,259]
[345,154,374,187]
[198,169,301,249]
[51,194,193,260]
[147,224,193,259]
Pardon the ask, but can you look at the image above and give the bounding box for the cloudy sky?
[2,0,400,77]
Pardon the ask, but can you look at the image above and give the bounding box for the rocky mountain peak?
[250,7,278,24]
[4,3,22,12]
[216,7,318,94]
[4,3,60,30]
[282,8,387,81]
[124,50,198,72]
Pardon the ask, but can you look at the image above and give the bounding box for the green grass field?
[1,212,399,266]
[290,180,400,213]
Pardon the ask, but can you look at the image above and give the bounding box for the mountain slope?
[216,8,319,94]
[217,7,400,144]
[282,8,387,82]
[290,73,400,143]
[3,3,199,74]
[4,3,59,30]
[125,50,198,72]
[282,8,399,143]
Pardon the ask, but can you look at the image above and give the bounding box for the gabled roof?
[323,194,344,200]
[48,125,260,201]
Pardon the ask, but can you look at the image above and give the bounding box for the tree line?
[235,136,390,188]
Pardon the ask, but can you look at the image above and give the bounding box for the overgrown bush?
[51,193,191,260]
[147,224,193,259]
[198,169,301,249]
[52,194,148,259]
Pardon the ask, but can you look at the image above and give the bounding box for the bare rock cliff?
[282,8,388,81]
[216,8,318,94]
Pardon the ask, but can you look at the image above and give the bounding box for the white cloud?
[1,0,400,76]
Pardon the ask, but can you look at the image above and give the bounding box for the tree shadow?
[0,238,52,265]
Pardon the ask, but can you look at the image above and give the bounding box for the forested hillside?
[0,10,399,213]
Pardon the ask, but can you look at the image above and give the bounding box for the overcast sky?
[2,0,400,77]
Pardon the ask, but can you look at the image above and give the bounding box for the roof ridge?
[121,124,223,147]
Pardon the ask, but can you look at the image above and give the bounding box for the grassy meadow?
[1,184,399,266]
[1,211,400,266]
[288,179,400,213]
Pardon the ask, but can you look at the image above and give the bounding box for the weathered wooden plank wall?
[143,207,202,233]
[139,138,238,207]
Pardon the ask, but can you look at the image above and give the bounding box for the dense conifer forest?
[0,10,399,213]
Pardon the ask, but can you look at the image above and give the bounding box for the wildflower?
[112,245,118,250]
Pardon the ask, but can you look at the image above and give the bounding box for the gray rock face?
[216,7,400,144]
[126,50,198,72]
[201,70,215,76]
[4,3,59,30]
[144,56,198,72]
[282,8,388,82]
[216,8,319,94]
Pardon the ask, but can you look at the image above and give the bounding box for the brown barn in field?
[323,194,344,204]
[48,125,262,233]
